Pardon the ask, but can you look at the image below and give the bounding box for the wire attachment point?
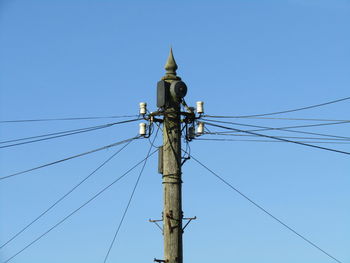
[182,216,197,233]
[149,218,163,234]
[154,258,168,263]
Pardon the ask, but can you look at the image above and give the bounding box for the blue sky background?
[0,1,349,263]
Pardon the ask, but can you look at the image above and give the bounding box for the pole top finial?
[162,47,181,81]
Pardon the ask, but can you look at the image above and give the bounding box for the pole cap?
[162,48,181,81]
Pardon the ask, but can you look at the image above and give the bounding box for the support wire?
[189,153,344,263]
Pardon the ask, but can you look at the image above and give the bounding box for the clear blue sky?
[0,1,349,263]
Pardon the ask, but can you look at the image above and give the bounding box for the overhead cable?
[203,118,350,140]
[203,118,350,132]
[196,138,350,144]
[204,132,350,141]
[0,115,139,123]
[0,123,113,144]
[189,153,344,263]
[0,118,140,149]
[204,116,350,122]
[0,138,134,250]
[103,126,160,263]
[3,149,158,263]
[0,137,140,181]
[204,96,350,118]
[203,121,350,156]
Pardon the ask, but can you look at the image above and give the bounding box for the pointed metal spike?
[164,47,178,75]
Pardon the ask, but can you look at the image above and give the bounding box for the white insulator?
[197,122,204,135]
[139,123,147,136]
[196,101,204,114]
[139,102,147,115]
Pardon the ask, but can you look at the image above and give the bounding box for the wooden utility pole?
[151,48,193,263]
[161,49,184,263]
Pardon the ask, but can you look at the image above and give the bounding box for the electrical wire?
[204,96,350,118]
[0,137,134,250]
[182,135,191,164]
[204,116,350,122]
[0,115,139,123]
[3,148,158,263]
[0,123,112,144]
[203,119,350,140]
[0,137,139,181]
[103,126,160,263]
[195,138,350,144]
[203,121,350,156]
[203,118,350,132]
[204,132,350,141]
[189,153,343,263]
[254,120,350,130]
[147,124,162,149]
[276,129,350,140]
[0,119,140,149]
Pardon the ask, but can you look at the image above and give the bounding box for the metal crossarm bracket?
[182,216,197,232]
[154,258,168,263]
[149,218,163,234]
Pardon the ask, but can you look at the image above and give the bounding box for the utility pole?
[161,49,184,263]
[145,49,200,263]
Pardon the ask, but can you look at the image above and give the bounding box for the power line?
[203,121,350,156]
[3,148,158,263]
[0,119,140,149]
[0,137,139,181]
[0,126,106,149]
[0,115,139,123]
[204,116,350,122]
[277,129,350,140]
[204,96,350,118]
[203,118,350,132]
[0,119,140,144]
[103,127,160,263]
[195,138,350,144]
[256,121,350,130]
[0,123,112,144]
[203,118,350,140]
[203,132,350,141]
[0,138,134,250]
[189,153,343,263]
